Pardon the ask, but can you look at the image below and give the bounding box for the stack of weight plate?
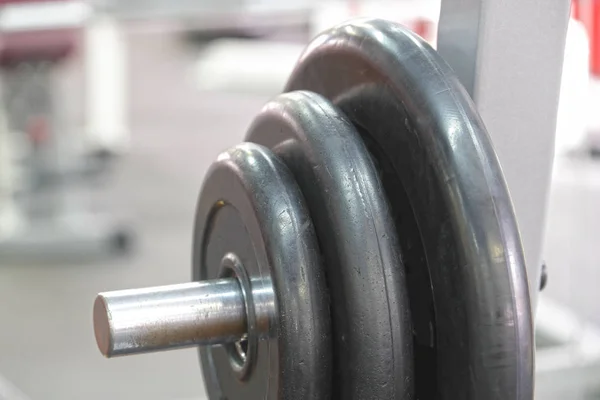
[93,18,534,400]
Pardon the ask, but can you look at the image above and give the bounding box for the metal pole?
[94,279,251,357]
[0,106,21,238]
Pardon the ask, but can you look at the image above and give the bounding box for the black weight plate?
[192,143,331,400]
[246,91,413,400]
[285,19,534,400]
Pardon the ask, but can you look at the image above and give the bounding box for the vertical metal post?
[437,0,570,312]
[0,105,21,237]
[84,11,129,153]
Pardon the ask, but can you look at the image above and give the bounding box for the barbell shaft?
[94,279,248,357]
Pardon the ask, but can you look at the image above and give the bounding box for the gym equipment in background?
[0,1,131,260]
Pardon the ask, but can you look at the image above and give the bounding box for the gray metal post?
[437,0,570,311]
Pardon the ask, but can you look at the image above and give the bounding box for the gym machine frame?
[438,0,570,310]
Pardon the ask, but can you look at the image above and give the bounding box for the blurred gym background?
[0,0,598,399]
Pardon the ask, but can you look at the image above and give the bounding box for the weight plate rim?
[192,142,331,400]
[285,18,533,400]
[246,91,414,400]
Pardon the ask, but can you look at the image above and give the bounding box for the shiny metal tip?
[93,295,112,358]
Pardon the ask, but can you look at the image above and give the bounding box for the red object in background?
[411,18,434,41]
[0,1,78,66]
[572,0,600,77]
[27,115,49,144]
[0,0,61,3]
[0,30,76,66]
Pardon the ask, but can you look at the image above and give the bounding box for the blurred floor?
[0,19,599,400]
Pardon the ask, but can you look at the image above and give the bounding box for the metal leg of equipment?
[438,0,570,309]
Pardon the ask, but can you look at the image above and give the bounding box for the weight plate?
[192,143,331,400]
[246,91,413,400]
[285,19,534,400]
